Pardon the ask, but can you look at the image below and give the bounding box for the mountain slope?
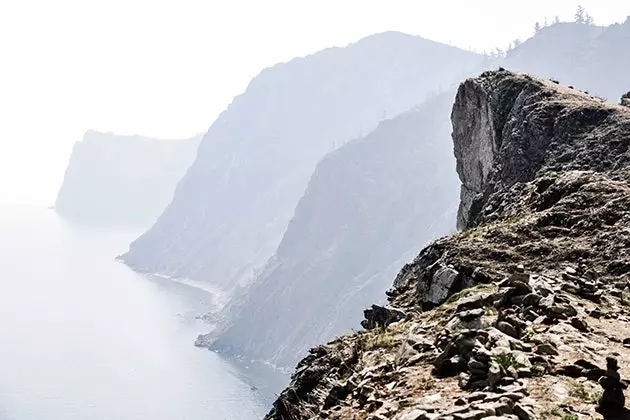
[205,19,630,369]
[266,70,630,420]
[54,130,200,227]
[121,32,483,289]
[503,19,630,101]
[205,91,460,368]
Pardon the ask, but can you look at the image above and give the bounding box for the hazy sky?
[1,0,629,205]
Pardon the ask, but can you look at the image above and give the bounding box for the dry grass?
[416,376,436,391]
[568,381,602,405]
[364,327,398,351]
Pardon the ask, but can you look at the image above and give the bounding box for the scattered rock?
[423,265,462,308]
[513,403,534,420]
[361,305,406,330]
[535,342,559,356]
[570,317,589,332]
[458,308,485,322]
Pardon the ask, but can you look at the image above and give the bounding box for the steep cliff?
[121,32,483,289]
[205,91,460,368]
[266,71,630,420]
[55,130,200,227]
[204,20,630,372]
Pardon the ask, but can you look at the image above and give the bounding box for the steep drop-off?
[205,92,460,369]
[120,32,483,289]
[55,130,200,227]
[266,71,630,420]
[205,20,630,373]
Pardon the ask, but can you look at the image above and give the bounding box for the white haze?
[0,0,628,205]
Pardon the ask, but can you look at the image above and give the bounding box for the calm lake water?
[0,206,276,420]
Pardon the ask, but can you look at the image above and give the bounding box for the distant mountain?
[205,91,459,368]
[502,19,630,101]
[205,19,630,370]
[120,32,484,289]
[55,130,201,227]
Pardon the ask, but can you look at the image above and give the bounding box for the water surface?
[0,206,270,420]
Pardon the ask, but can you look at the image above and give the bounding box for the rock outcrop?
[193,21,630,376]
[205,92,460,368]
[265,71,630,420]
[55,130,200,227]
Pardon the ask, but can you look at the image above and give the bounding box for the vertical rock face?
[451,79,499,229]
[121,32,483,289]
[452,70,627,231]
[264,71,630,419]
[451,73,554,229]
[54,130,201,227]
[206,92,460,368]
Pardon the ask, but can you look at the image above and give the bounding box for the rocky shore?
[265,70,630,419]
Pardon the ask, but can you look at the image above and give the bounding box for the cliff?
[54,130,200,227]
[204,20,630,372]
[120,32,483,289]
[205,91,460,368]
[266,71,630,419]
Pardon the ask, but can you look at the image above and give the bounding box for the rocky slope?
[265,71,630,420]
[55,130,200,227]
[120,32,483,289]
[202,19,630,372]
[205,91,460,368]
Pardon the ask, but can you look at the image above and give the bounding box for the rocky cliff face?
[121,32,483,289]
[265,71,630,420]
[195,22,630,378]
[55,130,200,227]
[205,91,460,368]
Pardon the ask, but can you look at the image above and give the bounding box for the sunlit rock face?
[55,130,201,228]
[121,32,483,289]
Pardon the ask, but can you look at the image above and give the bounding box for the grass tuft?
[569,381,602,404]
[493,352,525,370]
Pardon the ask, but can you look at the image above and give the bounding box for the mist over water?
[0,206,268,420]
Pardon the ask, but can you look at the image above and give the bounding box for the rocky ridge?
[265,71,630,419]
[199,20,630,378]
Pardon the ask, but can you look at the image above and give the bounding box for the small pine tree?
[554,15,561,24]
[575,5,586,23]
[544,17,549,27]
[585,11,594,25]
[513,38,522,47]
[534,21,542,32]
